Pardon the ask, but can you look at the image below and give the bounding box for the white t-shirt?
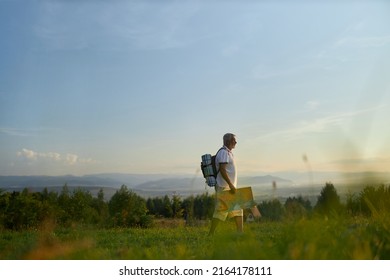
[215,146,237,190]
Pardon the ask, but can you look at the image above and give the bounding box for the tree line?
[0,182,389,230]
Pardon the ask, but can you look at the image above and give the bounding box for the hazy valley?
[2,171,390,205]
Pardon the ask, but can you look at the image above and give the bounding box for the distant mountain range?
[1,172,389,204]
[0,173,293,198]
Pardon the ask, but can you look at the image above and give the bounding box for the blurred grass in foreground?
[1,214,389,260]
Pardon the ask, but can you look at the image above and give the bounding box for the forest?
[1,182,389,230]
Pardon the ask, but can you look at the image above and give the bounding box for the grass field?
[1,215,389,260]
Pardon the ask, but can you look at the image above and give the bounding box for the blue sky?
[1,0,390,178]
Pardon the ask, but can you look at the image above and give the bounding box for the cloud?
[0,127,59,138]
[16,149,62,161]
[17,148,95,165]
[0,127,35,137]
[251,62,313,81]
[17,149,39,160]
[310,22,390,71]
[46,152,62,161]
[252,64,292,80]
[65,153,78,165]
[333,35,390,49]
[295,106,386,136]
[329,157,384,165]
[256,105,385,142]
[33,1,203,51]
[327,156,390,173]
[221,44,240,57]
[305,101,320,111]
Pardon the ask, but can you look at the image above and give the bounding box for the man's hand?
[220,163,236,194]
[229,184,236,194]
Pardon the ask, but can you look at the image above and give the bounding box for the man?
[208,133,243,236]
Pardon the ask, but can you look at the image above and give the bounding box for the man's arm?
[219,163,236,194]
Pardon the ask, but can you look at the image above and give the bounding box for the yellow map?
[216,186,257,212]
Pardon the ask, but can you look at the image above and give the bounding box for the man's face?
[229,136,237,150]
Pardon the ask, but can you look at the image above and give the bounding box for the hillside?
[1,171,388,203]
[0,173,293,199]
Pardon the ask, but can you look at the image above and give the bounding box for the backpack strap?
[214,147,226,176]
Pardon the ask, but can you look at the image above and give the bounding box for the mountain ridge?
[0,173,292,189]
[1,172,389,203]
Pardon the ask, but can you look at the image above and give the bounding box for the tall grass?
[1,213,389,260]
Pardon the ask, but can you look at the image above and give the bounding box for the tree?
[57,184,72,226]
[0,189,10,229]
[258,199,284,221]
[314,182,343,216]
[182,196,195,223]
[3,188,44,230]
[38,187,59,225]
[284,196,312,219]
[91,189,109,226]
[193,193,215,220]
[146,198,155,215]
[162,195,173,218]
[108,185,149,227]
[69,188,97,224]
[171,193,183,218]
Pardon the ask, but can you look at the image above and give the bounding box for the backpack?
[201,148,224,187]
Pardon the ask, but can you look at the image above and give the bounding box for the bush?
[347,185,390,217]
[108,185,150,227]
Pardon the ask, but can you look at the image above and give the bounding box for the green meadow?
[1,214,389,260]
[1,183,390,260]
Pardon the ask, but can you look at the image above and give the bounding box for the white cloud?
[46,152,61,161]
[65,154,78,165]
[17,148,61,161]
[17,148,95,165]
[17,149,39,160]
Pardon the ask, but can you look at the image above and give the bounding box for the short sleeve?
[216,148,229,165]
